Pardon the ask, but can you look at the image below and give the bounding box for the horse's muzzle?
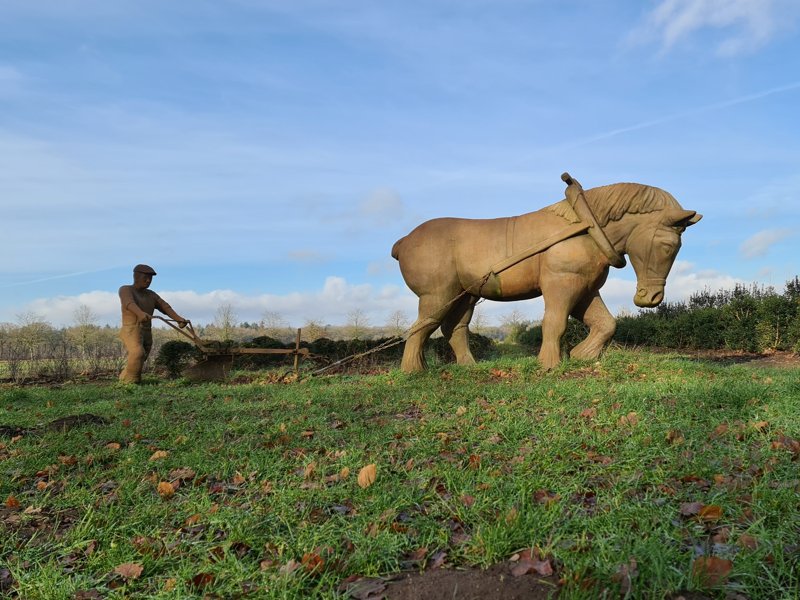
[634,287,664,307]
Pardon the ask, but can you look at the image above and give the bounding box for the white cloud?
[740,228,793,258]
[633,0,797,56]
[18,276,419,328]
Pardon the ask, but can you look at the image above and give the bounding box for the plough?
[153,317,308,382]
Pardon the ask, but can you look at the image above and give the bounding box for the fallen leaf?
[149,450,168,461]
[301,551,324,574]
[533,489,560,505]
[339,467,350,479]
[511,557,554,577]
[190,572,215,589]
[357,464,377,489]
[455,405,467,416]
[279,559,301,575]
[157,481,175,499]
[164,578,177,592]
[738,534,758,550]
[58,455,78,466]
[680,502,704,517]
[699,504,723,522]
[4,495,20,509]
[618,412,639,427]
[337,576,388,600]
[114,562,143,580]
[751,421,769,433]
[105,442,121,451]
[580,407,597,419]
[468,454,481,469]
[692,556,732,587]
[303,462,317,480]
[666,430,684,445]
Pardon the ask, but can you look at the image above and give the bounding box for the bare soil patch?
[381,566,560,600]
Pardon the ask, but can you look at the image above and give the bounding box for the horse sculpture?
[391,173,701,372]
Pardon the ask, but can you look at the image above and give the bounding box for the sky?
[2,0,799,330]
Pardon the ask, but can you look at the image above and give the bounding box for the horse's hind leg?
[570,292,616,360]
[401,295,445,373]
[441,295,478,365]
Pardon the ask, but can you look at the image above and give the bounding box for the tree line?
[517,277,800,354]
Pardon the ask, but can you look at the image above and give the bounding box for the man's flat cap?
[133,264,157,275]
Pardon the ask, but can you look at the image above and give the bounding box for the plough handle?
[152,316,206,348]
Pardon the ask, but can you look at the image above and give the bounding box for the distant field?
[1,349,798,599]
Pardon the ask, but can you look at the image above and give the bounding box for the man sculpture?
[118,264,188,383]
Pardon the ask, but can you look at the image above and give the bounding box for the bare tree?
[345,308,370,340]
[301,319,327,342]
[69,304,100,359]
[15,312,54,360]
[214,303,239,341]
[385,310,409,337]
[500,309,531,343]
[260,310,290,340]
[470,308,489,335]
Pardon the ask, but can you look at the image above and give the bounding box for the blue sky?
[2,0,799,328]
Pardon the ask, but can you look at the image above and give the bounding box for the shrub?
[155,340,200,378]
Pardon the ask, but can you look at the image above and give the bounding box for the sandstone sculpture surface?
[391,173,701,372]
[118,264,188,383]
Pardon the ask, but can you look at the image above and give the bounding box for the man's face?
[133,272,153,289]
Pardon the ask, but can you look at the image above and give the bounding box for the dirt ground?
[647,348,800,369]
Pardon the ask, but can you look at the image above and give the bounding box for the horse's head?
[626,209,702,307]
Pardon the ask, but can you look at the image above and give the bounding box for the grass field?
[1,349,799,598]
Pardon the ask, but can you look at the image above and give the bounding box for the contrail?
[559,81,800,150]
[0,266,121,289]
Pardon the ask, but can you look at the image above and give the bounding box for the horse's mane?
[543,182,681,226]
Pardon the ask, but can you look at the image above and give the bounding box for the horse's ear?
[662,209,701,227]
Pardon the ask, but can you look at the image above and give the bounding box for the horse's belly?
[483,256,542,300]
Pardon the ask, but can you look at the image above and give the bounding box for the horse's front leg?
[570,292,616,360]
[539,275,586,369]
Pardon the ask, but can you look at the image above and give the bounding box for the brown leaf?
[533,489,560,505]
[580,407,597,419]
[58,455,78,466]
[460,494,475,507]
[114,562,143,580]
[279,559,301,575]
[618,412,639,427]
[751,420,769,433]
[190,572,215,589]
[680,502,704,516]
[156,481,175,498]
[148,450,168,461]
[665,430,684,445]
[301,552,324,574]
[698,504,723,522]
[511,558,553,577]
[711,423,729,438]
[738,534,758,550]
[303,462,317,480]
[468,454,481,469]
[692,556,732,587]
[339,467,350,479]
[455,406,467,416]
[4,495,21,509]
[357,464,377,489]
[164,578,177,592]
[232,471,246,485]
[105,442,121,451]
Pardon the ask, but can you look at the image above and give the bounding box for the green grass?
[1,348,799,598]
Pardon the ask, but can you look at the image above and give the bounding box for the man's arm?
[154,294,188,327]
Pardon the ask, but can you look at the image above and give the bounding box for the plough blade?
[183,354,234,382]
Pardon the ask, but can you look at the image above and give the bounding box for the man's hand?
[176,316,189,329]
[138,313,152,324]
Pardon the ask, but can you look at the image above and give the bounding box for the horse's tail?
[391,237,404,260]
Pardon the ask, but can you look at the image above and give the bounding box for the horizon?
[3,1,799,329]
